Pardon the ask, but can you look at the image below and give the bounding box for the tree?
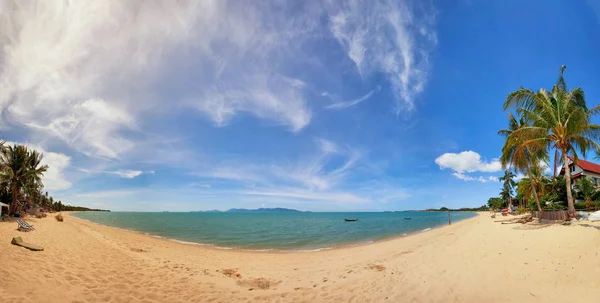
[499,112,548,212]
[503,66,600,217]
[0,144,48,215]
[575,177,596,202]
[498,170,516,209]
[487,197,504,210]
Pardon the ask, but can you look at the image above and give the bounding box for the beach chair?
[16,219,34,232]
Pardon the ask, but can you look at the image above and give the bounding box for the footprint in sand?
[237,278,280,290]
[218,268,242,278]
[366,264,386,271]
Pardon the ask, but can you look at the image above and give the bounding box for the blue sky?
[1,0,600,211]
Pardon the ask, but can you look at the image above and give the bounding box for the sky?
[1,0,600,212]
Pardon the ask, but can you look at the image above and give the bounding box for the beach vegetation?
[0,142,107,215]
[502,66,600,217]
[0,143,48,215]
[499,112,547,212]
[575,177,596,202]
[498,170,517,209]
[487,197,504,210]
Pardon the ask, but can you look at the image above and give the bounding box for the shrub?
[517,206,527,215]
[574,202,587,210]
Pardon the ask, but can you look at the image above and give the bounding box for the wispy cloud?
[329,0,437,112]
[1,1,436,161]
[194,139,361,191]
[78,168,148,179]
[452,172,498,183]
[326,86,381,109]
[1,1,437,210]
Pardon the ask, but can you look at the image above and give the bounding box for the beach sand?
[1,212,600,302]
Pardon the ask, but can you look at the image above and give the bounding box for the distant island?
[425,206,488,212]
[191,208,307,213]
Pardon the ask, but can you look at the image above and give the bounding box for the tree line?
[0,142,108,215]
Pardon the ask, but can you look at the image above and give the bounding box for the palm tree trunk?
[10,184,18,216]
[552,149,559,189]
[562,151,575,217]
[526,162,543,212]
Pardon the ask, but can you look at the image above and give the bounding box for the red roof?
[567,156,600,174]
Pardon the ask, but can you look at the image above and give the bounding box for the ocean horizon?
[72,211,477,251]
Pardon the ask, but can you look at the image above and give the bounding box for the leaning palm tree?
[503,66,600,217]
[498,170,516,209]
[0,145,48,215]
[499,112,548,212]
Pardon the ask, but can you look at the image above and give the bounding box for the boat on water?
[344,218,358,222]
[404,217,411,220]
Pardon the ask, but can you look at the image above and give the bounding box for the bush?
[517,206,527,215]
[574,202,587,210]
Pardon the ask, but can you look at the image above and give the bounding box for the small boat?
[404,217,411,220]
[344,218,358,222]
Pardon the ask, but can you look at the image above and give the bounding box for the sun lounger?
[11,237,43,251]
[16,219,34,232]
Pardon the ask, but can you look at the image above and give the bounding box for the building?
[561,156,600,187]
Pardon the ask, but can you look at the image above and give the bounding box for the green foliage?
[0,142,109,215]
[575,177,596,202]
[0,143,48,214]
[426,206,489,212]
[574,201,600,210]
[487,197,504,210]
[503,66,600,215]
[517,206,527,214]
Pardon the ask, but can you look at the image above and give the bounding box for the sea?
[72,211,476,252]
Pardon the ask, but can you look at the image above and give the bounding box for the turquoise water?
[72,211,476,251]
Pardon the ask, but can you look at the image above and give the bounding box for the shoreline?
[68,211,480,254]
[5,210,600,302]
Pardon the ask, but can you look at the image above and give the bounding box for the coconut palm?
[24,150,46,205]
[498,170,517,209]
[0,144,48,215]
[503,66,600,217]
[499,112,548,212]
[515,169,550,209]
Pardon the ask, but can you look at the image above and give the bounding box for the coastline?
[3,211,600,302]
[69,211,480,253]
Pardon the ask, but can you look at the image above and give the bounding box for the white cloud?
[452,172,499,183]
[0,1,437,161]
[239,189,368,204]
[78,168,145,179]
[196,141,361,191]
[329,0,437,112]
[74,189,138,199]
[435,151,502,173]
[326,86,381,109]
[318,138,338,154]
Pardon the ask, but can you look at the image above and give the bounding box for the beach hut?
[0,202,9,216]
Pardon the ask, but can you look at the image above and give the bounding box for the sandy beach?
[1,212,600,302]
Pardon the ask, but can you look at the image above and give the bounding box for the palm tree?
[499,112,548,212]
[24,150,46,206]
[0,145,48,215]
[516,170,550,210]
[498,170,516,209]
[503,66,600,217]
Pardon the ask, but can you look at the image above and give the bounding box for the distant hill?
[226,208,304,213]
[190,208,306,213]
